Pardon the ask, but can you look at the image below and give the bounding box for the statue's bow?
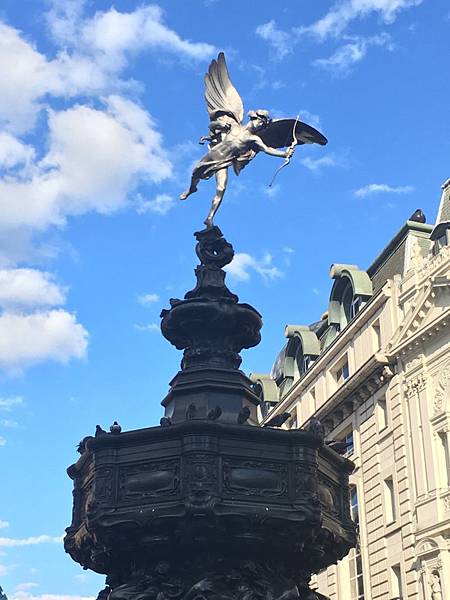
[268,114,300,188]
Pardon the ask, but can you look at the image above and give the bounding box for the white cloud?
[134,323,160,333]
[300,155,342,171]
[77,5,215,65]
[1,419,18,428]
[354,183,414,197]
[0,396,23,410]
[137,293,159,305]
[262,184,280,198]
[0,311,88,373]
[301,0,423,40]
[0,521,9,529]
[0,269,65,310]
[256,1,421,66]
[136,193,174,215]
[0,5,216,374]
[11,593,94,600]
[74,574,88,583]
[15,584,39,592]
[255,21,292,59]
[0,5,214,134]
[0,563,15,575]
[0,534,62,548]
[314,34,392,72]
[0,97,172,236]
[0,133,35,169]
[0,437,6,447]
[225,252,283,282]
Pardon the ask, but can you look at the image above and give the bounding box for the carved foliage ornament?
[434,366,450,413]
[405,372,428,398]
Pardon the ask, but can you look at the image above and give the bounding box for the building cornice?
[302,353,394,434]
[263,286,391,421]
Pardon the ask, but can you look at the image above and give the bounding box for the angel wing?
[204,52,244,125]
[258,118,328,148]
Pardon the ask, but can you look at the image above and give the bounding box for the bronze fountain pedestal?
[64,228,355,600]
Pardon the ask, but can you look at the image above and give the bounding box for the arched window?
[285,325,320,383]
[328,265,373,332]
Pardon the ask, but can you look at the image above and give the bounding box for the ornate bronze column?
[64,228,356,600]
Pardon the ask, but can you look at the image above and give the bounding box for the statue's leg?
[180,175,200,200]
[204,169,228,227]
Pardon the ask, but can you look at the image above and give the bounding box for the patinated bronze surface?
[64,228,356,600]
[180,53,327,227]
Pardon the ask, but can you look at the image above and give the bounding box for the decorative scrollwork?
[195,226,234,269]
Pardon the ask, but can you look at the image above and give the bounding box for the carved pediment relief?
[389,281,450,353]
[416,537,439,556]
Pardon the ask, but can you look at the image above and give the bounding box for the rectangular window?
[438,432,450,488]
[349,545,365,600]
[372,321,381,351]
[350,296,362,320]
[350,485,359,524]
[391,564,403,599]
[378,396,388,431]
[344,430,354,456]
[335,360,350,385]
[288,412,298,430]
[384,476,396,524]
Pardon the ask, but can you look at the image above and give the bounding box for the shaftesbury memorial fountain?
[64,54,356,600]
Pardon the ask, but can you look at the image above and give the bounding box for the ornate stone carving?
[405,372,428,398]
[223,459,288,498]
[119,460,180,502]
[405,354,423,372]
[107,557,331,600]
[434,366,450,413]
[429,570,443,600]
[443,495,450,512]
[160,227,263,425]
[65,228,356,600]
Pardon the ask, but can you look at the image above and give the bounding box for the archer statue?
[180,52,327,228]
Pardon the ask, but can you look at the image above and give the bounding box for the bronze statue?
[180,52,327,227]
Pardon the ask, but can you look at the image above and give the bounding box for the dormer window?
[327,265,373,337]
[430,222,449,255]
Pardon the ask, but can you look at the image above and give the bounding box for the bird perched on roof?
[306,417,325,440]
[95,425,107,437]
[237,406,251,425]
[207,406,222,420]
[409,208,426,223]
[264,412,291,428]
[109,421,122,434]
[160,416,172,427]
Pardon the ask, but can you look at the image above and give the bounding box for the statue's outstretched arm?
[253,137,290,158]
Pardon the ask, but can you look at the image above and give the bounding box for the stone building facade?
[253,179,450,600]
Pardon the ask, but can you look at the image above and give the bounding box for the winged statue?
[180,52,327,228]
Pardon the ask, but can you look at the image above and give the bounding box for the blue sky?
[0,0,449,596]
